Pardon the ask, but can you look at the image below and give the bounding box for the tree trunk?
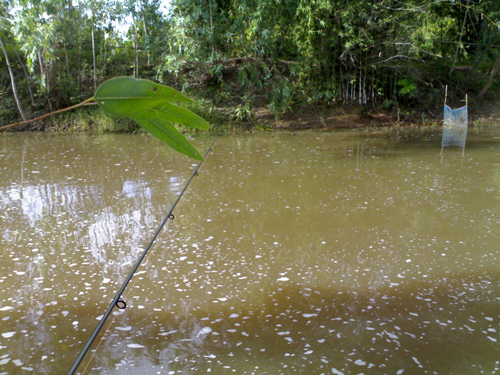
[142,15,150,65]
[449,5,468,77]
[92,25,97,91]
[133,37,138,78]
[209,0,216,59]
[77,6,82,92]
[133,22,139,77]
[16,51,35,109]
[64,41,70,78]
[38,50,45,86]
[0,37,26,121]
[477,54,500,99]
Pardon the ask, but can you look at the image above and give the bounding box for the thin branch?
[0,98,96,131]
[376,55,425,64]
[436,41,500,48]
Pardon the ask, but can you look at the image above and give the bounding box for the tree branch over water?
[0,99,96,131]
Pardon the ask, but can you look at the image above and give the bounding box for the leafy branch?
[0,77,209,160]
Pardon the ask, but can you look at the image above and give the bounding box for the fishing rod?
[68,135,219,375]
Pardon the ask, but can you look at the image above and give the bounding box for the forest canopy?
[0,0,499,127]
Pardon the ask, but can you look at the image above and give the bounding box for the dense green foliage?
[0,0,499,127]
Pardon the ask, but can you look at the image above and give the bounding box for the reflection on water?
[1,130,500,374]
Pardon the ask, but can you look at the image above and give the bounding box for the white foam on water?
[385,331,399,340]
[115,326,132,331]
[198,327,213,336]
[127,343,145,348]
[158,330,177,336]
[1,332,15,338]
[412,357,423,368]
[302,313,318,318]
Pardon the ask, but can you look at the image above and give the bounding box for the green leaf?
[93,77,209,160]
[95,77,193,118]
[136,114,204,161]
[154,103,209,130]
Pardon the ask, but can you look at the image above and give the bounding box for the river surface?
[0,129,499,374]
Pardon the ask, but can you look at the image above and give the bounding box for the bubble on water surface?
[1,332,15,338]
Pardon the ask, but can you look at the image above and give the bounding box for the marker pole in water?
[68,136,219,375]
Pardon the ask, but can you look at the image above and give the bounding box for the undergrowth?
[43,107,139,133]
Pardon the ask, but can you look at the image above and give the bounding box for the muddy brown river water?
[0,129,499,374]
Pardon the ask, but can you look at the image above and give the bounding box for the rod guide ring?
[116,299,126,309]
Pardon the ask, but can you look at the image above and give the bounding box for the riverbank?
[212,102,500,131]
[4,93,500,135]
[3,58,500,133]
[8,91,499,134]
[170,57,500,131]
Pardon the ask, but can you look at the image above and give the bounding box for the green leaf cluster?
[95,77,209,160]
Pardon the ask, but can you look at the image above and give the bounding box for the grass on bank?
[42,107,139,134]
